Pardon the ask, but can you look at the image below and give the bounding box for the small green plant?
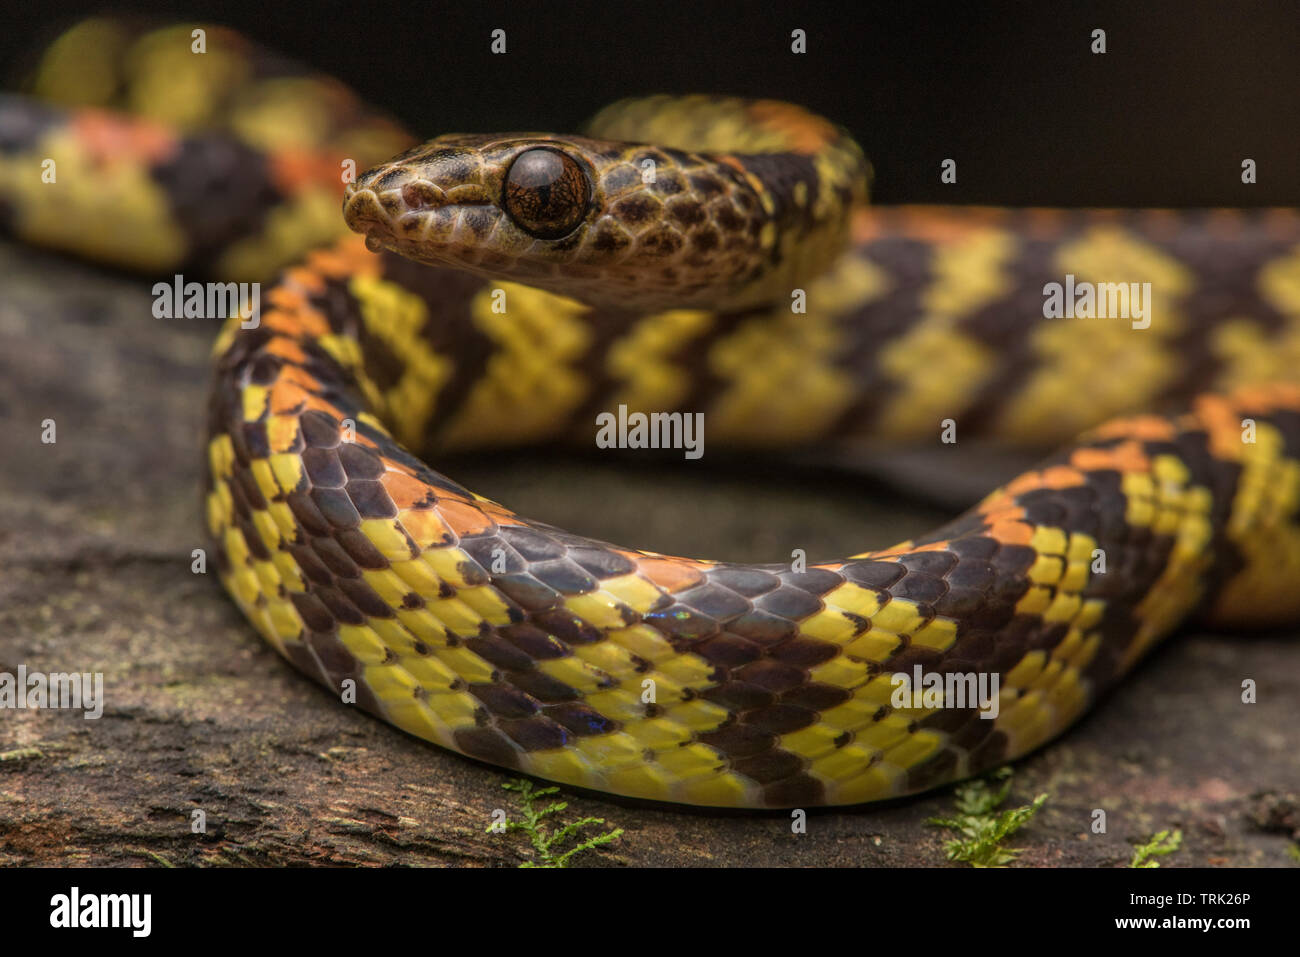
[927,767,1048,867]
[489,778,623,868]
[1129,828,1182,868]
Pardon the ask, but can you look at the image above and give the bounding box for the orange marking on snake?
[267,284,313,310]
[972,497,1033,541]
[266,380,309,417]
[1069,440,1151,475]
[280,266,328,295]
[475,500,528,527]
[309,234,384,278]
[1227,381,1300,409]
[274,386,344,422]
[849,207,881,243]
[262,302,330,339]
[381,470,435,510]
[716,155,750,177]
[377,455,423,480]
[1195,394,1251,459]
[70,109,175,165]
[629,555,705,592]
[988,519,1034,544]
[862,206,1008,245]
[264,337,310,364]
[1003,465,1087,498]
[435,499,497,537]
[276,364,325,395]
[269,147,353,194]
[749,100,839,154]
[1087,416,1178,442]
[912,540,956,553]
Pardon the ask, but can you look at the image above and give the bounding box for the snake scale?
[4,19,1300,808]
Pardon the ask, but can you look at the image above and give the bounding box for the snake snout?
[344,164,421,235]
[342,181,395,239]
[344,158,497,250]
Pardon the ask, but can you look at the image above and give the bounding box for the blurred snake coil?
[4,19,1300,808]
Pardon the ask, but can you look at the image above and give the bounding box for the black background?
[3,0,1298,207]
[6,864,1290,939]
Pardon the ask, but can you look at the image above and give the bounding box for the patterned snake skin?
[4,20,1300,807]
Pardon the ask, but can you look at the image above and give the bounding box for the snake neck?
[586,95,873,310]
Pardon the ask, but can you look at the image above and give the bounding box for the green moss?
[0,747,43,762]
[489,778,623,868]
[1128,829,1182,867]
[130,848,176,867]
[927,767,1048,867]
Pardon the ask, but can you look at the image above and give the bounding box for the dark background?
[4,0,1298,207]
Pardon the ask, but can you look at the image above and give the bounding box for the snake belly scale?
[5,19,1300,808]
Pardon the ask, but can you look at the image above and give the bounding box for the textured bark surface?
[1,241,1297,867]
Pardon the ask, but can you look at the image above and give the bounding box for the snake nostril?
[401,181,443,211]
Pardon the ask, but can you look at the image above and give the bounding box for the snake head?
[344,134,605,288]
[343,126,855,311]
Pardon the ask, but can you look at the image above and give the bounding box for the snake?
[4,19,1300,808]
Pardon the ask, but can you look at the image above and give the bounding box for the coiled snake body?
[5,20,1300,807]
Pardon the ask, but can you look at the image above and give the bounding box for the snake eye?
[503,148,590,239]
